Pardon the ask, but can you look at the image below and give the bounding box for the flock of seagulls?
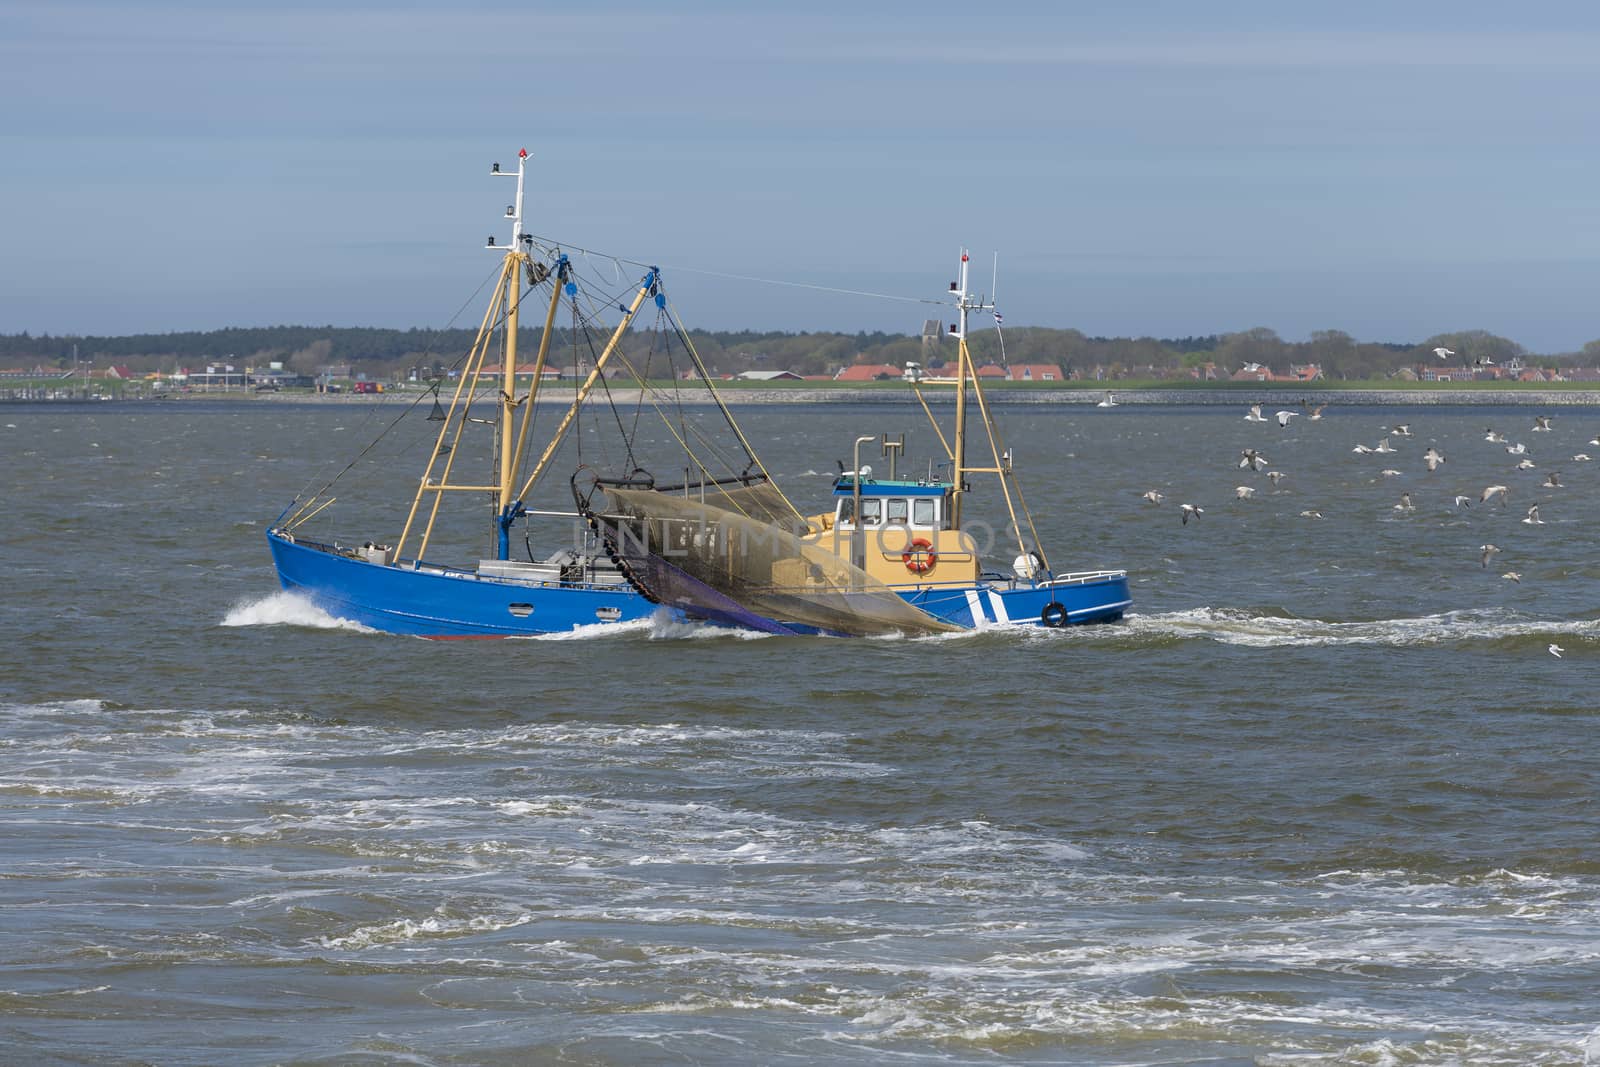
[1136,400,1589,658]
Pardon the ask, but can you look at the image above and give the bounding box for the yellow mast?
[949,252,975,528]
[498,253,521,514]
[396,258,507,561]
[505,261,568,500]
[952,335,969,527]
[397,149,538,564]
[945,248,1038,561]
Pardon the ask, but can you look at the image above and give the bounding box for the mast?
[944,249,1041,567]
[948,249,990,528]
[493,148,530,560]
[397,148,543,565]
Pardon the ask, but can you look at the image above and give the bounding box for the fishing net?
[592,485,961,637]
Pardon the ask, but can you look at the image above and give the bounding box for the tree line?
[2,324,1596,382]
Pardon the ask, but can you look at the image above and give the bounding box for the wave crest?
[220,591,373,632]
[1126,606,1596,649]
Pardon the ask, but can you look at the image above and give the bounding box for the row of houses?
[833,362,1067,383]
[0,363,138,380]
[1229,362,1324,382]
[11,356,1598,389]
[1406,356,1600,383]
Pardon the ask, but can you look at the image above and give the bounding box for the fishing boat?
[268,150,1127,638]
[266,149,695,636]
[578,250,1131,634]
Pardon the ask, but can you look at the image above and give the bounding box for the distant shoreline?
[7,386,1600,407]
[10,386,1600,407]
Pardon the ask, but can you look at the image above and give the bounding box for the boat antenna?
[492,147,529,252]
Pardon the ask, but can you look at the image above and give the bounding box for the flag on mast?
[993,311,1004,326]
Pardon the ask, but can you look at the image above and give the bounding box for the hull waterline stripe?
[1069,598,1132,618]
[963,589,986,625]
[987,591,1011,624]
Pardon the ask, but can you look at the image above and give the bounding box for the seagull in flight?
[1275,410,1298,427]
[1480,544,1501,567]
[1454,495,1473,508]
[1374,438,1397,454]
[1381,468,1403,477]
[1545,471,1563,488]
[1481,484,1509,506]
[1515,458,1537,471]
[1244,404,1268,423]
[1235,485,1256,499]
[1141,489,1165,504]
[1180,503,1204,524]
[1351,443,1374,454]
[1423,447,1445,471]
[1433,347,1455,359]
[1506,442,1527,455]
[1502,571,1521,583]
[1533,415,1554,432]
[1308,404,1327,420]
[1239,448,1268,471]
[1573,454,1592,462]
[1485,428,1506,443]
[1523,505,1545,525]
[1393,492,1414,511]
[1549,643,1564,658]
[1389,424,1413,437]
[1266,470,1286,486]
[1299,509,1324,519]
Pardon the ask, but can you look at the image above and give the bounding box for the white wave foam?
[0,985,112,999]
[1126,606,1600,649]
[319,908,534,950]
[518,609,768,642]
[524,616,654,641]
[869,820,1091,864]
[0,698,108,717]
[220,590,373,632]
[648,613,774,641]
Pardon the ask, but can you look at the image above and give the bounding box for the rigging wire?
[282,259,510,522]
[525,232,944,308]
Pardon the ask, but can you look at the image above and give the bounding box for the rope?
[661,291,803,523]
[282,260,506,527]
[523,231,944,308]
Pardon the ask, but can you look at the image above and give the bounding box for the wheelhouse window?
[836,497,888,527]
[913,498,937,527]
[886,498,909,524]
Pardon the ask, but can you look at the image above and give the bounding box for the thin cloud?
[815,31,1600,71]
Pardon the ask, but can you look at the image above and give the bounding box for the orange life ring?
[902,538,937,575]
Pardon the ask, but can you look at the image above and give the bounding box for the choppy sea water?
[2,400,1598,1065]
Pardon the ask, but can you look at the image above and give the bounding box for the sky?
[4,1,1599,353]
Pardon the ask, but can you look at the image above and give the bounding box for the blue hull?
[266,530,655,637]
[900,572,1132,630]
[267,530,1127,638]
